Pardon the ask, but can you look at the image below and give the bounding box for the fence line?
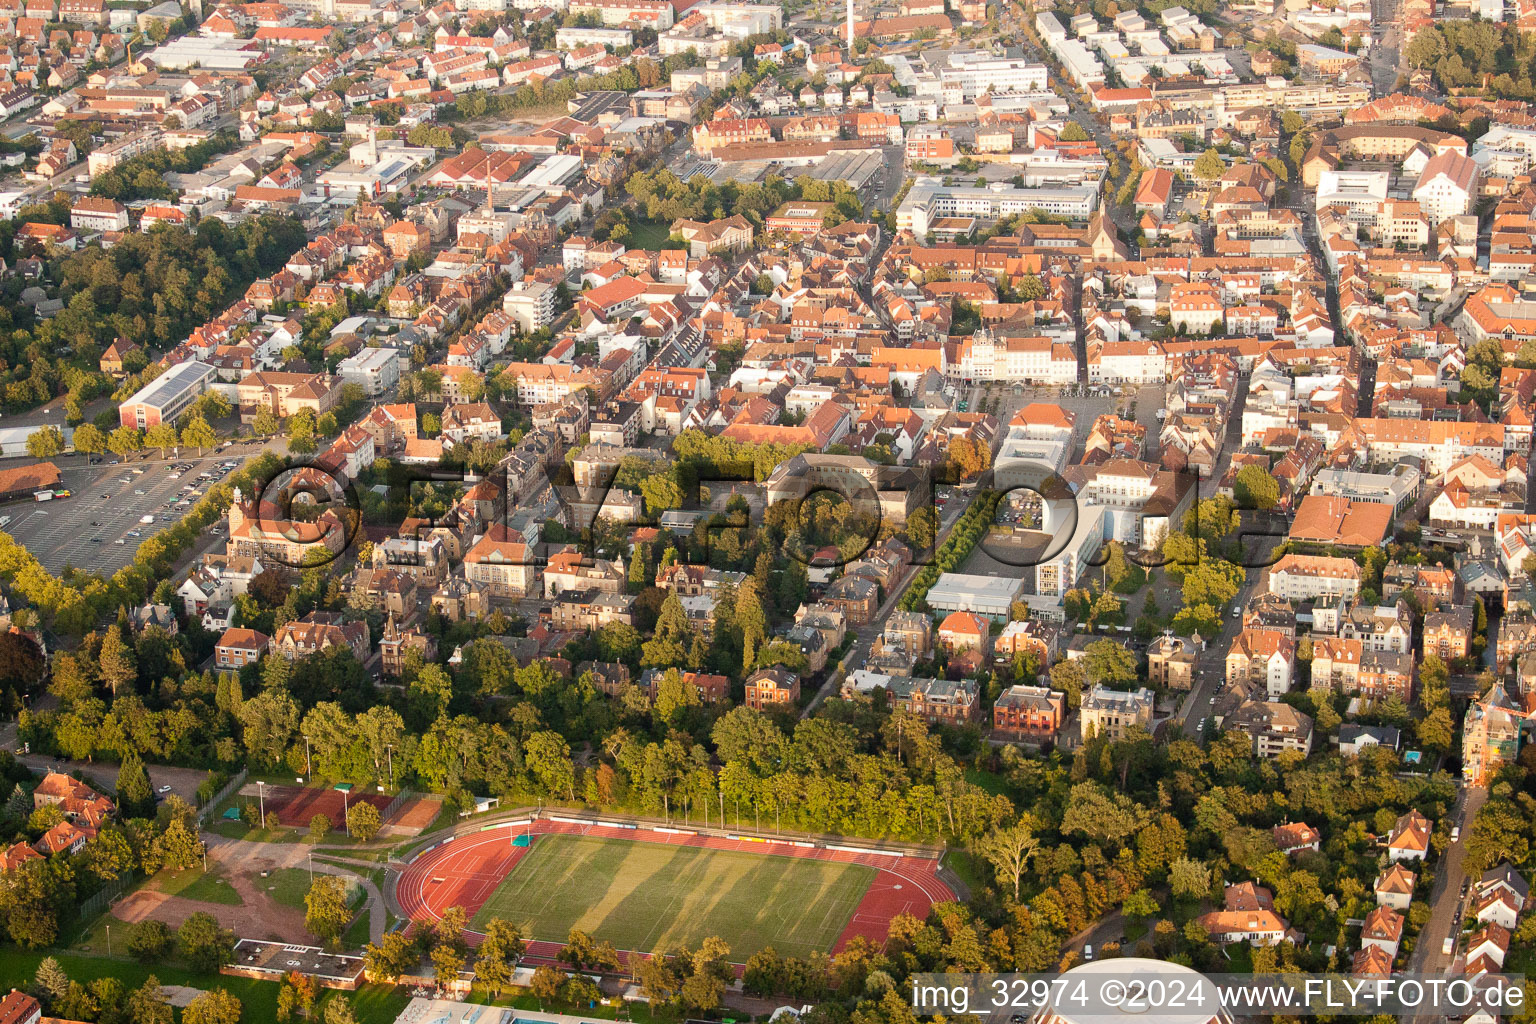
[400,806,948,867]
[380,787,416,823]
[197,767,248,824]
[79,871,135,919]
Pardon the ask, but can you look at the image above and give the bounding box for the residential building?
[1079,685,1154,742]
[215,627,269,669]
[991,684,1066,742]
[744,666,799,710]
[1386,809,1433,863]
[1227,700,1314,758]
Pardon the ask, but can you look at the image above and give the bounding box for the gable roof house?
[1386,809,1432,862]
[1374,863,1416,911]
[1361,905,1405,959]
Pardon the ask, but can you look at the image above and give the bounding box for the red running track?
[396,819,955,963]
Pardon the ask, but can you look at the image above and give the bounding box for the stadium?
[392,815,956,963]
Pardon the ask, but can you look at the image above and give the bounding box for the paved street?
[1407,785,1488,991]
[801,487,971,717]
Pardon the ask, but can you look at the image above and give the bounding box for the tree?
[362,932,417,981]
[35,957,69,1003]
[116,750,154,814]
[347,802,381,842]
[99,626,138,697]
[0,631,43,690]
[525,731,575,800]
[127,919,175,963]
[1168,856,1211,901]
[1123,889,1161,920]
[1081,640,1137,687]
[182,989,243,1024]
[1419,706,1455,751]
[277,972,316,1022]
[308,814,332,842]
[978,818,1037,901]
[531,965,564,1007]
[1193,147,1225,181]
[181,416,217,456]
[129,976,173,1024]
[88,826,136,882]
[72,423,106,454]
[1233,463,1279,510]
[563,975,602,1008]
[432,944,465,992]
[432,906,467,950]
[1060,122,1090,142]
[145,422,179,459]
[323,996,360,1024]
[26,426,63,458]
[155,816,204,870]
[637,953,680,1005]
[108,425,144,455]
[305,875,351,943]
[477,918,526,999]
[179,912,235,972]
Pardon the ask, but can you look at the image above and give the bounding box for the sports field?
[466,834,876,958]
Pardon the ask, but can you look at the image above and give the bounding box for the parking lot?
[4,452,242,576]
[977,382,1167,458]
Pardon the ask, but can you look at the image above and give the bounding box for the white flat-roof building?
[1310,464,1419,515]
[925,573,1025,619]
[144,36,266,69]
[896,179,1098,234]
[519,153,585,194]
[938,55,1048,99]
[555,25,632,47]
[1315,169,1389,214]
[1035,504,1107,598]
[503,281,557,333]
[692,1,782,35]
[338,347,401,396]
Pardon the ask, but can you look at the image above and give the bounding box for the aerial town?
[0,0,1522,1016]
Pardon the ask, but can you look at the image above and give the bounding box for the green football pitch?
[468,834,877,958]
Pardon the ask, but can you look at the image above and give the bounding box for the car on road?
[157,785,171,794]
